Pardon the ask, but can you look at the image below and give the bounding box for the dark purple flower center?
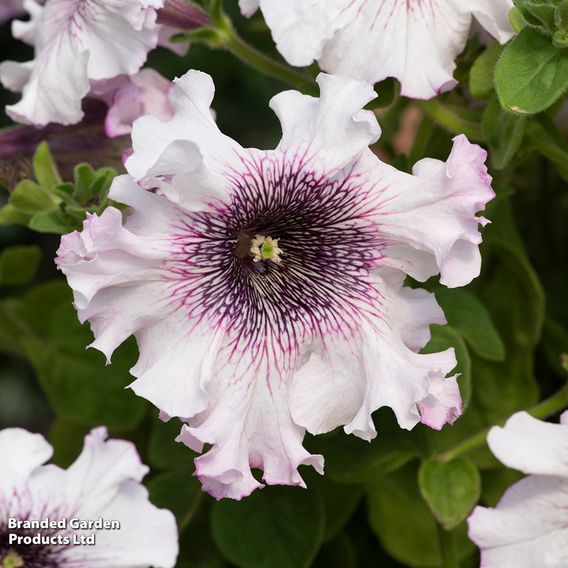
[0,524,63,568]
[166,152,385,369]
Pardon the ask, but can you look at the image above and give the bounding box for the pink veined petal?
[104,68,174,138]
[487,411,568,477]
[290,269,460,438]
[468,475,568,568]
[371,134,494,288]
[0,0,163,126]
[178,355,324,500]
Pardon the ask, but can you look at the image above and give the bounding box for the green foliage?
[0,245,41,286]
[212,486,325,568]
[496,1,568,114]
[419,458,481,530]
[1,4,568,568]
[0,142,116,234]
[367,464,475,567]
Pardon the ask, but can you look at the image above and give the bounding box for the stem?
[440,381,568,462]
[223,32,316,93]
[437,524,459,568]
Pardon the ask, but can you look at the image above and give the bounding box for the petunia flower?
[94,69,175,138]
[468,411,568,567]
[240,0,514,100]
[0,0,165,126]
[56,70,494,499]
[0,427,178,567]
[0,0,26,25]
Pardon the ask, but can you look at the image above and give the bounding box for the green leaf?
[90,167,116,204]
[212,486,325,568]
[73,163,97,204]
[316,476,362,540]
[307,411,417,484]
[0,203,31,226]
[482,96,528,169]
[29,208,74,234]
[23,302,148,431]
[49,419,91,468]
[526,115,568,181]
[418,99,484,141]
[418,457,481,530]
[423,325,472,411]
[469,43,503,99]
[33,141,62,190]
[10,180,60,214]
[495,26,568,114]
[149,470,203,529]
[148,416,196,470]
[0,245,41,286]
[367,463,475,567]
[515,0,557,31]
[436,288,505,362]
[481,467,524,507]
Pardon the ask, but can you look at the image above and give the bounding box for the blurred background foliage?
[1,2,568,567]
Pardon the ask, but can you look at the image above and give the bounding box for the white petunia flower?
[0,427,178,567]
[56,70,494,500]
[468,411,568,568]
[0,0,165,126]
[240,0,514,100]
[0,0,26,25]
[97,68,175,138]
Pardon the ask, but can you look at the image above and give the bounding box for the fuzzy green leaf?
[212,486,325,568]
[418,457,481,530]
[495,26,568,114]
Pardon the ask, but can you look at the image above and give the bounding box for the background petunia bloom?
[240,0,514,99]
[56,70,494,500]
[0,0,164,126]
[468,411,568,568]
[0,427,178,567]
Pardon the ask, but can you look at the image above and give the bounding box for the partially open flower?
[241,0,514,99]
[57,70,494,499]
[0,427,178,567]
[0,0,165,126]
[468,411,568,567]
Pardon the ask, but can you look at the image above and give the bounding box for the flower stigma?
[250,235,282,264]
[2,551,24,568]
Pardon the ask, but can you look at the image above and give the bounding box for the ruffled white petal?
[0,427,178,567]
[251,0,355,68]
[468,475,568,568]
[487,411,568,477]
[0,428,52,490]
[11,0,43,45]
[58,427,178,568]
[470,0,515,44]
[290,270,459,439]
[271,73,380,173]
[126,69,241,211]
[178,356,324,500]
[249,0,514,99]
[1,0,163,126]
[372,135,494,287]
